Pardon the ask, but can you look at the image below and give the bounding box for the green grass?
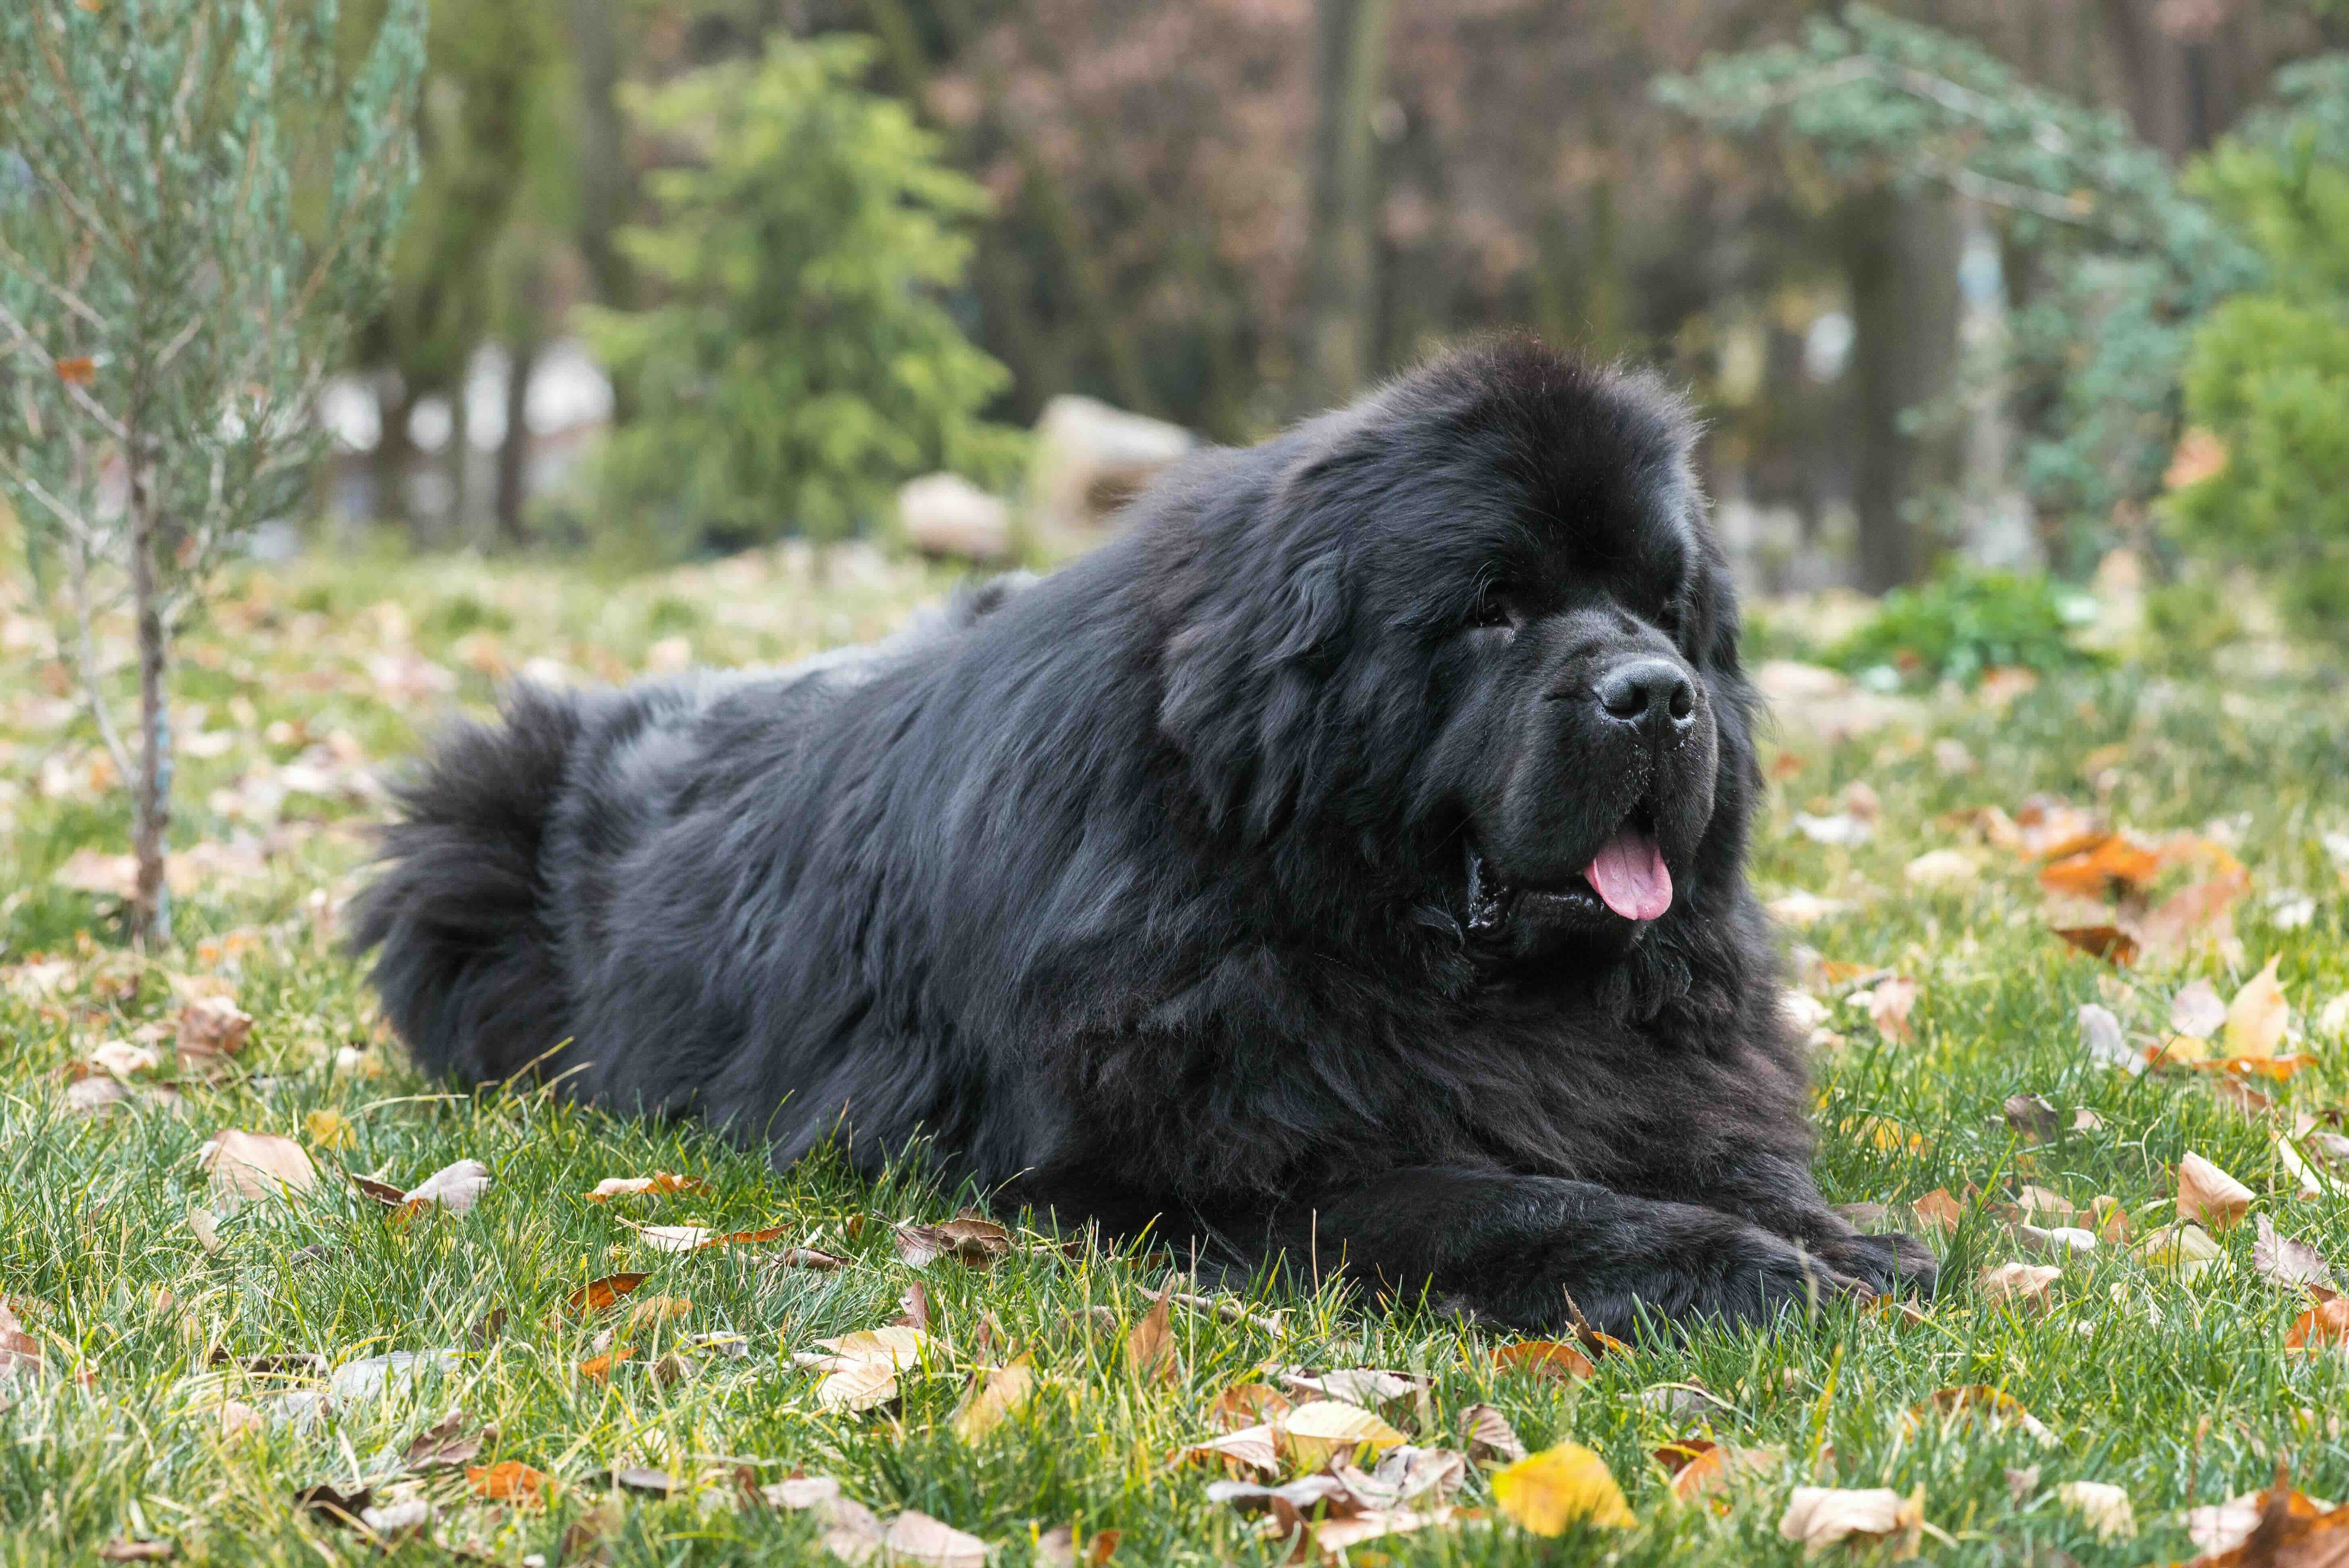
[3,539,2347,1565]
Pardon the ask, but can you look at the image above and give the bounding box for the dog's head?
[1155,338,1756,971]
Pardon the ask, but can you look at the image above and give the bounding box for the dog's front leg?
[1661,1151,1940,1304]
[1253,1164,1875,1339]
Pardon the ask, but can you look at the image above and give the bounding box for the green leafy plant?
[2167,129,2349,645]
[1828,566,2101,690]
[580,34,1026,559]
[0,0,426,944]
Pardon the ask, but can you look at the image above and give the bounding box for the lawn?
[3,539,2346,1566]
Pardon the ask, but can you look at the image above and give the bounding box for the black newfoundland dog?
[356,339,1935,1337]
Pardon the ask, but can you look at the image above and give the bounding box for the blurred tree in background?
[578,33,1025,559]
[332,0,2349,595]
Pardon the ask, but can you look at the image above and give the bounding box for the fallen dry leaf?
[91,1040,159,1079]
[876,1510,989,1568]
[1210,1382,1293,1431]
[625,1293,690,1329]
[806,1325,935,1414]
[2173,980,2230,1040]
[1905,849,1977,889]
[2137,866,2252,964]
[1174,1423,1282,1479]
[1911,1188,1965,1229]
[302,1109,353,1150]
[2079,1002,2143,1073]
[2286,1295,2349,1353]
[176,995,253,1066]
[767,1246,850,1272]
[2180,1152,2254,1232]
[1779,1486,1925,1556]
[217,1400,265,1438]
[1656,1438,1785,1504]
[2255,1215,2335,1291]
[1491,1443,1635,1534]
[584,1172,710,1202]
[1281,1400,1407,1468]
[95,1542,173,1562]
[2039,834,2162,899]
[467,1460,554,1506]
[403,1159,491,1215]
[565,1273,650,1315]
[187,1206,226,1256]
[1460,1403,1526,1464]
[1124,1286,1175,1382]
[53,355,96,383]
[403,1409,495,1471]
[893,1213,1013,1269]
[952,1355,1034,1442]
[2180,1469,2349,1566]
[2056,1480,2136,1542]
[1332,1445,1470,1510]
[1978,1263,2061,1312]
[2225,957,2292,1061]
[1865,976,1920,1041]
[1034,1524,1120,1568]
[1490,1339,1595,1381]
[2139,1221,2224,1282]
[578,1344,633,1380]
[201,1130,317,1199]
[291,1482,373,1527]
[2004,1094,2061,1142]
[1901,1386,2055,1445]
[2054,924,2139,966]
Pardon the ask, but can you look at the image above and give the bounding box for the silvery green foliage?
[1655,5,2280,556]
[0,0,424,939]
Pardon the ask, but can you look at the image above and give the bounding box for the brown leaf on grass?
[893,1214,1012,1270]
[584,1172,710,1202]
[951,1354,1034,1442]
[1978,1263,2061,1311]
[0,1304,44,1381]
[200,1131,317,1199]
[1491,1443,1636,1534]
[2254,1216,2334,1291]
[403,1409,495,1471]
[351,1175,407,1207]
[2226,957,2293,1061]
[767,1247,850,1272]
[636,1221,793,1253]
[2139,1221,2224,1281]
[876,1511,989,1568]
[896,1282,931,1333]
[2088,1195,2133,1242]
[403,1160,491,1214]
[2004,1094,2061,1142]
[1035,1525,1121,1568]
[2005,1466,2041,1504]
[1865,975,1920,1041]
[1332,1445,1470,1510]
[625,1293,690,1329]
[565,1273,649,1315]
[1779,1486,1926,1556]
[759,1474,842,1510]
[1489,1340,1595,1381]
[2056,1482,2137,1544]
[466,1460,554,1506]
[1124,1285,1175,1382]
[2039,834,2163,899]
[804,1325,934,1413]
[216,1400,266,1438]
[578,1345,633,1380]
[1911,1188,1965,1229]
[1210,1382,1293,1431]
[2136,865,2251,964]
[2286,1295,2349,1354]
[2180,1152,2255,1232]
[1173,1424,1282,1479]
[96,1542,173,1562]
[1460,1404,1527,1465]
[2054,925,2139,966]
[1656,1438,1785,1505]
[2217,1078,2278,1118]
[469,1307,507,1347]
[175,996,252,1072]
[2180,1468,2349,1566]
[1901,1386,2056,1445]
[186,1205,226,1256]
[2173,980,2230,1040]
[1281,1400,1408,1468]
[1205,1474,1357,1530]
[292,1482,373,1527]
[53,355,96,384]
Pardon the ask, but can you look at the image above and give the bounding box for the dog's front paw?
[1816,1228,1939,1301]
[1704,1230,1876,1329]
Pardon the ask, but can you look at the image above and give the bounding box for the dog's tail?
[350,684,580,1086]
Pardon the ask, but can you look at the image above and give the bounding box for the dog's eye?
[1469,590,1519,633]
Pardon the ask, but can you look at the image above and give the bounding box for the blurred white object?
[898,472,1012,562]
[1029,395,1191,543]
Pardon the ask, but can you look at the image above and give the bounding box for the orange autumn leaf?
[2178,1153,2254,1232]
[2224,957,2292,1061]
[565,1272,650,1315]
[2053,925,2138,966]
[2286,1295,2349,1353]
[467,1460,555,1505]
[579,1344,634,1380]
[2038,834,2162,899]
[54,356,96,385]
[1911,1188,1966,1229]
[583,1172,711,1202]
[1490,1340,1595,1381]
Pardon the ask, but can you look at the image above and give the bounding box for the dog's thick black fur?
[354,340,1936,1337]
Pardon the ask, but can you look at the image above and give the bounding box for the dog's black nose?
[1596,659,1696,735]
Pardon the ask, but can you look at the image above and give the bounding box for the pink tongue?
[1585,825,1672,921]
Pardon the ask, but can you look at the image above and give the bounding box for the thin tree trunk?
[572,0,633,312]
[126,433,171,949]
[1842,185,1962,594]
[1291,0,1391,419]
[497,334,537,544]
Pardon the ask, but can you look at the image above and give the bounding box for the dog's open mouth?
[1466,811,1672,940]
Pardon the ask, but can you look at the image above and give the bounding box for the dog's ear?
[1158,450,1358,841]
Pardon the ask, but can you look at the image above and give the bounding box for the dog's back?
[351,574,1034,1088]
